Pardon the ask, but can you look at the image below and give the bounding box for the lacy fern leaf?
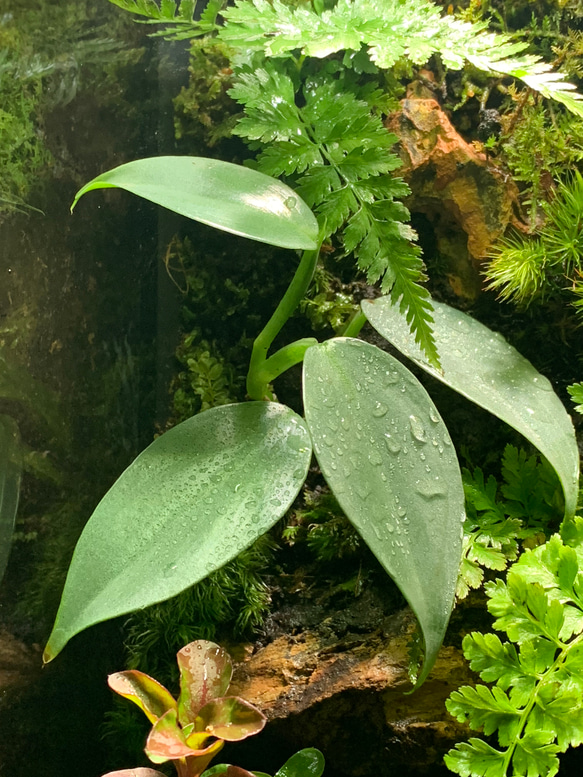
[567,382,583,415]
[457,446,562,600]
[230,58,438,364]
[446,526,583,777]
[221,0,583,115]
[108,0,222,38]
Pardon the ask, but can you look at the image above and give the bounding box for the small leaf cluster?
[458,446,563,599]
[567,382,583,415]
[230,56,439,364]
[485,171,583,311]
[445,525,583,777]
[283,485,361,562]
[299,266,358,333]
[172,330,240,419]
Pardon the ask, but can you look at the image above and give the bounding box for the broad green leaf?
[197,696,266,741]
[177,640,233,726]
[202,766,269,777]
[44,402,311,661]
[275,749,325,777]
[362,297,579,520]
[0,415,21,585]
[303,338,464,686]
[71,156,319,251]
[107,670,176,724]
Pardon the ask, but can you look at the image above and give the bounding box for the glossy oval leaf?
[44,402,312,662]
[71,156,319,251]
[202,765,268,777]
[362,297,580,519]
[198,696,266,741]
[303,339,465,686]
[0,415,22,585]
[108,670,176,724]
[275,749,325,777]
[177,641,233,726]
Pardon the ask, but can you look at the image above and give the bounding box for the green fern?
[230,56,439,364]
[220,0,583,116]
[457,446,562,600]
[108,0,223,38]
[567,382,583,415]
[446,524,583,777]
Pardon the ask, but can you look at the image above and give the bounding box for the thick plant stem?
[247,245,321,400]
[340,309,366,338]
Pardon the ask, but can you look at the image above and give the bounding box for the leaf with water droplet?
[303,338,464,687]
[44,403,311,662]
[363,297,579,520]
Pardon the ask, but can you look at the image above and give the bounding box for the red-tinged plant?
[103,640,266,777]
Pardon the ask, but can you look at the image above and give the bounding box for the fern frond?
[567,383,583,415]
[446,529,583,777]
[220,0,583,115]
[230,58,439,363]
[108,0,222,38]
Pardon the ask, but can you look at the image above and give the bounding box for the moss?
[173,38,241,153]
[0,40,49,214]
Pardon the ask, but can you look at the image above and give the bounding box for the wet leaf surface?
[45,402,312,660]
[303,338,465,685]
[363,297,579,519]
[177,641,233,726]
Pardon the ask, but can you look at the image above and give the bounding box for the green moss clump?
[171,330,241,418]
[173,39,241,153]
[283,486,361,563]
[122,533,276,684]
[0,39,49,214]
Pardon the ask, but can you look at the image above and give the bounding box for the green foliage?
[51,155,579,690]
[203,748,325,777]
[567,382,583,415]
[502,97,583,223]
[283,486,361,561]
[362,296,579,520]
[230,56,438,364]
[220,0,583,114]
[445,527,583,777]
[172,331,240,418]
[104,640,266,776]
[108,0,223,39]
[173,39,241,150]
[122,535,275,685]
[299,267,358,333]
[0,47,48,214]
[458,445,564,599]
[485,172,583,311]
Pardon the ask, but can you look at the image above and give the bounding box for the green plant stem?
[340,309,366,338]
[246,244,321,400]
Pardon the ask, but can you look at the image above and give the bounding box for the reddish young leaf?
[108,670,176,724]
[177,640,233,725]
[197,697,267,741]
[146,708,223,764]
